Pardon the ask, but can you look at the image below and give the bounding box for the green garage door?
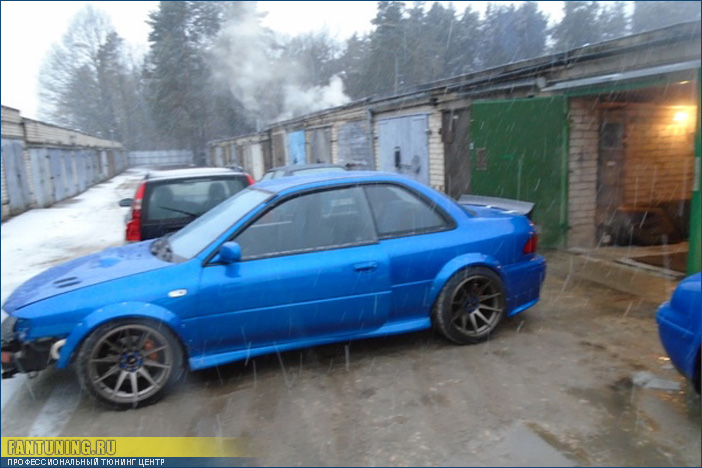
[470,97,568,248]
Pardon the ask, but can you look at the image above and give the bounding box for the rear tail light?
[523,233,538,254]
[245,173,255,185]
[126,182,146,242]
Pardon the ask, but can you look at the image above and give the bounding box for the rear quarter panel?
[381,179,541,320]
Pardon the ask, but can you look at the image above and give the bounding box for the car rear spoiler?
[458,195,534,218]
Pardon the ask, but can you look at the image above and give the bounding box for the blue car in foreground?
[657,272,701,393]
[2,172,545,408]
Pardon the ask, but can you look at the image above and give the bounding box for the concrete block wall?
[129,150,193,167]
[622,104,696,206]
[567,98,600,249]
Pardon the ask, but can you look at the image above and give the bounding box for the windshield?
[167,187,272,261]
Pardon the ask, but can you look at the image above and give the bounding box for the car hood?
[3,241,169,313]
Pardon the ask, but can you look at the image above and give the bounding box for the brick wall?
[1,152,8,219]
[330,124,339,165]
[622,104,696,206]
[427,111,445,192]
[567,98,600,248]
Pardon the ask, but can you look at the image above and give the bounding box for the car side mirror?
[217,242,242,264]
[119,198,133,207]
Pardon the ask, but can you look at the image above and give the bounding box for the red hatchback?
[119,167,253,241]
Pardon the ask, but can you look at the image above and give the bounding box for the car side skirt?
[188,317,432,371]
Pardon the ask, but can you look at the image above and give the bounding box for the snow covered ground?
[1,168,145,415]
[1,168,145,312]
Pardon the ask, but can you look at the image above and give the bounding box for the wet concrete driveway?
[1,252,700,466]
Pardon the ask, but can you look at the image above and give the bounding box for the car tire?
[433,266,506,345]
[76,319,185,410]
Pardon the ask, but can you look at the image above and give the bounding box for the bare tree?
[38,5,146,146]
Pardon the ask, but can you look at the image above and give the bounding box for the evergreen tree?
[403,1,430,86]
[600,2,629,40]
[367,1,408,95]
[338,33,372,99]
[479,3,520,68]
[552,1,603,51]
[632,1,701,33]
[422,2,458,82]
[283,31,343,88]
[145,1,236,158]
[450,5,481,75]
[514,2,548,60]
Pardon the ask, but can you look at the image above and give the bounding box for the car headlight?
[1,316,18,343]
[14,318,31,340]
[1,316,31,343]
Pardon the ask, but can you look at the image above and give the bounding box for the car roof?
[145,167,245,181]
[254,171,412,194]
[266,163,345,174]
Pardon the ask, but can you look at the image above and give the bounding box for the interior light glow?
[673,111,689,123]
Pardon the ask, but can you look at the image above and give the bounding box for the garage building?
[208,20,701,274]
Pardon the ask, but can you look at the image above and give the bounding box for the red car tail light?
[523,233,538,254]
[245,173,255,185]
[126,182,146,242]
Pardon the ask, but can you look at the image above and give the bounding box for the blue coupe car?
[657,272,701,393]
[1,172,545,408]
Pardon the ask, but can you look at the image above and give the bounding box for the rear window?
[143,176,248,221]
[260,170,284,181]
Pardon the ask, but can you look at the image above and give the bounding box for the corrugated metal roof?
[541,60,701,92]
[2,106,122,148]
[22,120,122,149]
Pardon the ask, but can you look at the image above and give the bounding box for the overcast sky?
[1,1,566,120]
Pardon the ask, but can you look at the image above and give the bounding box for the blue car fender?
[56,301,185,368]
[426,253,504,308]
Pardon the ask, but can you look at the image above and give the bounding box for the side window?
[235,187,376,260]
[364,184,449,238]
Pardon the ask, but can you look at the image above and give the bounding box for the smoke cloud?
[210,3,350,127]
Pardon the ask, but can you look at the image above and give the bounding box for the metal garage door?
[338,121,373,171]
[377,114,429,184]
[307,127,332,164]
[470,97,567,248]
[1,138,31,214]
[288,130,306,166]
[443,108,472,199]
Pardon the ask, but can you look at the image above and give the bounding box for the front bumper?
[1,317,57,379]
[657,302,697,381]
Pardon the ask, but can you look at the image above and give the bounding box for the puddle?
[564,378,693,466]
[632,371,681,391]
[488,422,576,467]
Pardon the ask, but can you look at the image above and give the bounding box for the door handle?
[354,262,378,272]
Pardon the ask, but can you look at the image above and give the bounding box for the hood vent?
[54,276,81,288]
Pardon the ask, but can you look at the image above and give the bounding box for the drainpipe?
[688,68,701,275]
[367,109,375,170]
